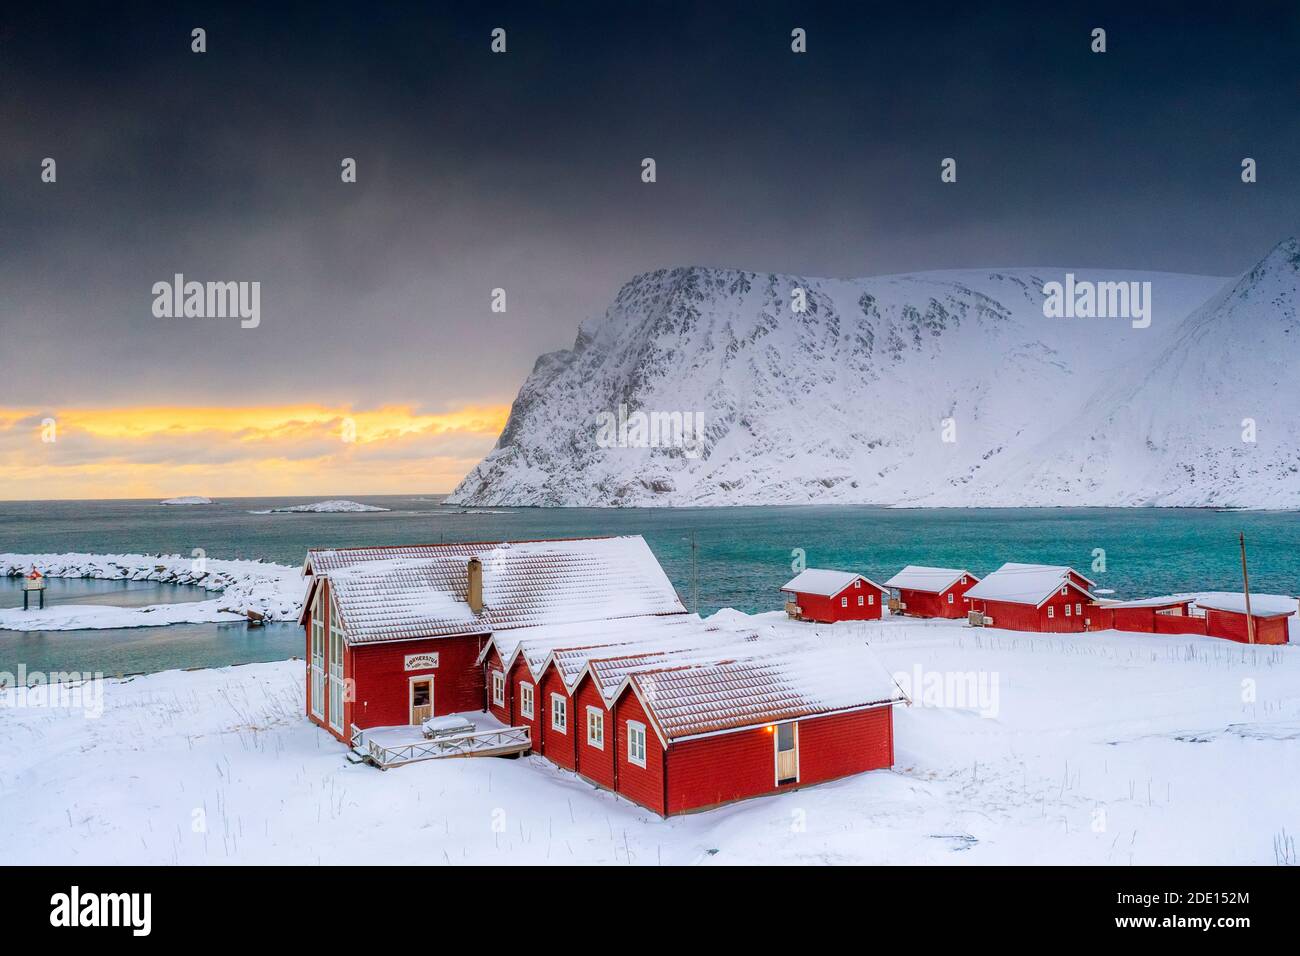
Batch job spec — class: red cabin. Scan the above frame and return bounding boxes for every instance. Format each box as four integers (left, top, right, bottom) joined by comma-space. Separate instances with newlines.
1197, 595, 1294, 645
781, 569, 888, 623
1090, 597, 1201, 634
300, 535, 908, 816
299, 536, 687, 743
572, 643, 906, 815
965, 563, 1096, 632
884, 565, 980, 618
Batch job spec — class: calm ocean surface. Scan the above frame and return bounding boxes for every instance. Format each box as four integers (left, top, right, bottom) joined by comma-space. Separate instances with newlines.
1, 495, 1297, 675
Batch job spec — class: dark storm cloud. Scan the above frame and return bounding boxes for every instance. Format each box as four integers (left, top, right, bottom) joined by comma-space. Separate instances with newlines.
2, 1, 1298, 406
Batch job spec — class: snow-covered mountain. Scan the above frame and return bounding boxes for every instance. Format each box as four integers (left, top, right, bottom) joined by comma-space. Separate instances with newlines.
448, 239, 1299, 508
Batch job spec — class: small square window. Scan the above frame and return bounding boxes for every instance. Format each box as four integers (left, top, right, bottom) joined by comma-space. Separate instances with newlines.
854, 580, 861, 589
586, 707, 604, 750
491, 670, 505, 707
627, 721, 647, 768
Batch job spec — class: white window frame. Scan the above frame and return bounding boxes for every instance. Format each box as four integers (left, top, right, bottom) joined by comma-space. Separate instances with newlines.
947, 592, 955, 604
868, 593, 874, 605
1075, 603, 1082, 616
857, 595, 864, 606
519, 682, 534, 720
586, 706, 604, 750
1047, 605, 1055, 619
550, 693, 567, 734
327, 601, 345, 733
627, 720, 647, 768
491, 670, 505, 707
854, 579, 861, 589
309, 591, 325, 720
960, 575, 967, 585
1065, 603, 1072, 617
841, 596, 848, 608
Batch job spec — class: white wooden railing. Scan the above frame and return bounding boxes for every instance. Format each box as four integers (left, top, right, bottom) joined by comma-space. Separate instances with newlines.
361, 725, 531, 768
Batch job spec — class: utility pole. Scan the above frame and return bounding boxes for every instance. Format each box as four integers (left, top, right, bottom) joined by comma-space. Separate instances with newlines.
691, 530, 702, 613
1239, 531, 1256, 645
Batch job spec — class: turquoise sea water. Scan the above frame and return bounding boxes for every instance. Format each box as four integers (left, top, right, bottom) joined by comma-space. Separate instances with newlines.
1, 495, 1297, 674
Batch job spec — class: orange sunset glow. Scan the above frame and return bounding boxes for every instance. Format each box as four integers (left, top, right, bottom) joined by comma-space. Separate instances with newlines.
0, 403, 510, 501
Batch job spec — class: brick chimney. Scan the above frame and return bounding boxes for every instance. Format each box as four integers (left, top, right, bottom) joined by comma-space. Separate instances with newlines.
467, 557, 483, 613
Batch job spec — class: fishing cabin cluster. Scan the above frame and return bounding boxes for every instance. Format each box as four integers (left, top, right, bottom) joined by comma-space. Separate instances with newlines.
787, 562, 1294, 644
300, 536, 906, 815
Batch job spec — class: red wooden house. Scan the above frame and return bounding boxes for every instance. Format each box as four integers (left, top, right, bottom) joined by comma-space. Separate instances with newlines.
781, 569, 888, 623
1197, 594, 1294, 645
302, 535, 908, 815
964, 563, 1096, 632
1088, 597, 1202, 634
565, 642, 905, 815
299, 536, 687, 742
883, 565, 980, 618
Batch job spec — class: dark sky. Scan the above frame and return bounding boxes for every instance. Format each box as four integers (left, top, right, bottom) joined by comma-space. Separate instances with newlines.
3, 1, 1298, 409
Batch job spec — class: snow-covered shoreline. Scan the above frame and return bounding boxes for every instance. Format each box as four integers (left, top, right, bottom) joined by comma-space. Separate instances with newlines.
0, 552, 303, 631
2, 613, 1296, 865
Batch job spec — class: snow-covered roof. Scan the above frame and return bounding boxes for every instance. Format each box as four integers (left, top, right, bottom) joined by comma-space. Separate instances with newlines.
1100, 595, 1194, 609
781, 568, 886, 597
883, 565, 975, 593
965, 564, 1094, 607
626, 643, 907, 742
307, 536, 687, 645
1000, 562, 1096, 587
482, 613, 709, 678
1194, 592, 1297, 618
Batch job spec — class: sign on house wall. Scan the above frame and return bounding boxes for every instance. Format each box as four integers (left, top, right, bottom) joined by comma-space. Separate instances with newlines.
404, 653, 439, 671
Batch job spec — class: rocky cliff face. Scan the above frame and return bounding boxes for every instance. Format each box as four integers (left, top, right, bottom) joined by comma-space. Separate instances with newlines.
449, 240, 1298, 508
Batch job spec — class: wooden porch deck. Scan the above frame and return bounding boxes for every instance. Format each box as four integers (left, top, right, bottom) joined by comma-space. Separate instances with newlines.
350, 715, 531, 769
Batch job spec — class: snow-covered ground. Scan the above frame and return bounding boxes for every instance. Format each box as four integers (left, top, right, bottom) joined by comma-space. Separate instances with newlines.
3, 611, 1295, 865
0, 553, 302, 630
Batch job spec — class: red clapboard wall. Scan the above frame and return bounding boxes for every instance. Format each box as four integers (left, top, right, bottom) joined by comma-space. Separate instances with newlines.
348, 633, 487, 731
613, 690, 666, 815
788, 581, 882, 623
484, 646, 512, 726
573, 675, 616, 788
539, 664, 577, 769
898, 576, 978, 619
1205, 609, 1290, 645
